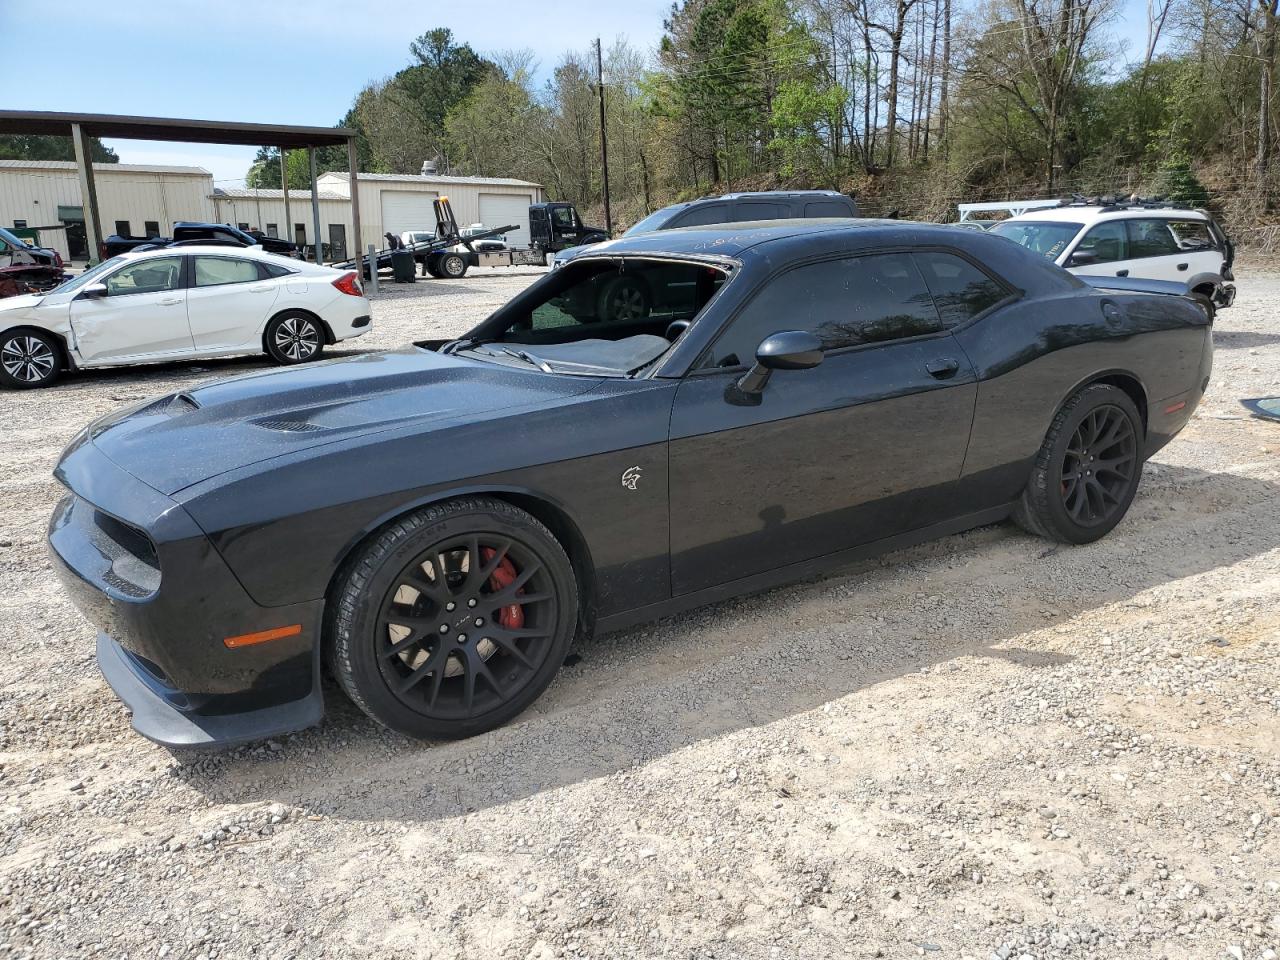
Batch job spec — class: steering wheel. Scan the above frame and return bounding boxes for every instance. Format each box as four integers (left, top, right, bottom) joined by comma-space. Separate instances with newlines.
665, 319, 690, 342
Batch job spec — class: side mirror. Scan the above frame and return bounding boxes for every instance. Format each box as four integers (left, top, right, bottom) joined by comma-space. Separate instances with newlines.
1068, 249, 1099, 266
728, 330, 824, 405
79, 283, 108, 300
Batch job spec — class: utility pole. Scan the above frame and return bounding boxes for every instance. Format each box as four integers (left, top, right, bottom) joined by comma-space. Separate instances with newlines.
596, 37, 613, 235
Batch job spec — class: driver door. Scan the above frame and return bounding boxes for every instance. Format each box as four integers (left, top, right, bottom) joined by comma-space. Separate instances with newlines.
667, 252, 983, 596
69, 256, 194, 364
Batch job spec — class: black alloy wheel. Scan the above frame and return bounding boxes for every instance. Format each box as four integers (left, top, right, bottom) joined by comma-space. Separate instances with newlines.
264, 312, 324, 365
1058, 404, 1138, 528
1013, 383, 1144, 544
329, 498, 577, 739
0, 330, 61, 389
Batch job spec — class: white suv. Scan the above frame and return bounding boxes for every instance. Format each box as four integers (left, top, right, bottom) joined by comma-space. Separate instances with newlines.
990, 201, 1235, 316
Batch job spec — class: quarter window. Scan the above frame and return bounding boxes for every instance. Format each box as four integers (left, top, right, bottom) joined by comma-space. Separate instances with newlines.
913, 251, 1008, 326
804, 200, 849, 218
104, 257, 182, 296
1125, 219, 1181, 258
194, 256, 259, 286
704, 253, 941, 368
1071, 221, 1128, 264
1166, 219, 1217, 250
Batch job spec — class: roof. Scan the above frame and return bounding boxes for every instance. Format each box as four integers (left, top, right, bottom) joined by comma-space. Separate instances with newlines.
576, 218, 933, 260
320, 171, 542, 189
0, 159, 211, 176
0, 110, 352, 149
212, 187, 347, 201
1005, 205, 1212, 223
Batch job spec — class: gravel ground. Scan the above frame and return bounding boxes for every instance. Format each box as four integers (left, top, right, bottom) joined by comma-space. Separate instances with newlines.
0, 264, 1277, 960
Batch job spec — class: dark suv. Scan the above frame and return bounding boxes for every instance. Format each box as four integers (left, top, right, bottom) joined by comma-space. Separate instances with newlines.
627, 190, 857, 232
553, 190, 858, 268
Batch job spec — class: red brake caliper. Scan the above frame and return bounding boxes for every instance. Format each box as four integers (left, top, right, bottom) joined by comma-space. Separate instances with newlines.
480, 547, 524, 629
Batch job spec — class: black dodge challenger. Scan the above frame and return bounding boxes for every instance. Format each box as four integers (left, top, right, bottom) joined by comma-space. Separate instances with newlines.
48, 220, 1213, 747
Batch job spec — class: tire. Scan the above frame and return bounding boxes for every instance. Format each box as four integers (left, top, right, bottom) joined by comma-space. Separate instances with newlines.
0, 328, 62, 389
329, 497, 579, 740
1191, 291, 1216, 322
596, 275, 651, 322
1013, 383, 1144, 544
264, 311, 325, 365
439, 253, 468, 279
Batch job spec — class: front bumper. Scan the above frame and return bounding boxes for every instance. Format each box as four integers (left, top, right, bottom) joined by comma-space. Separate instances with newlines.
48, 437, 325, 748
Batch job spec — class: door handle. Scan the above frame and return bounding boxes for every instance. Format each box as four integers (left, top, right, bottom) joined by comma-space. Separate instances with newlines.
159, 297, 183, 306
1115, 269, 1129, 277
249, 284, 273, 292
925, 358, 960, 380
1177, 262, 1189, 271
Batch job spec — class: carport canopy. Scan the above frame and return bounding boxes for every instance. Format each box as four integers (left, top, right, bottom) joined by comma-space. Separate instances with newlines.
0, 110, 362, 272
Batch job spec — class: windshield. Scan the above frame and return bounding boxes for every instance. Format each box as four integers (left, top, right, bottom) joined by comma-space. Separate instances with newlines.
450, 256, 728, 376
51, 257, 125, 294
989, 220, 1082, 260
0, 227, 31, 249
623, 206, 681, 236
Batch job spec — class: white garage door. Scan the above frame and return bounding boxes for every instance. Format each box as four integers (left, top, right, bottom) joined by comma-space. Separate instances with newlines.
479, 194, 532, 245
380, 190, 439, 237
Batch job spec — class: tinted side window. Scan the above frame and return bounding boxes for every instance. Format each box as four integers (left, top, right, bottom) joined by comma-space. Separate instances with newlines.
1126, 219, 1180, 257
734, 201, 787, 222
914, 251, 1008, 327
804, 200, 851, 217
1072, 221, 1128, 264
672, 204, 730, 228
259, 262, 294, 279
704, 253, 941, 368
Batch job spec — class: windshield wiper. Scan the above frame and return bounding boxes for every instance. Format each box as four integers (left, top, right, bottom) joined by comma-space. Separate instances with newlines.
498, 347, 554, 373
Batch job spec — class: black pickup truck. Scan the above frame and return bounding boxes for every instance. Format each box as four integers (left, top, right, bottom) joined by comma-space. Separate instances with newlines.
100, 222, 302, 260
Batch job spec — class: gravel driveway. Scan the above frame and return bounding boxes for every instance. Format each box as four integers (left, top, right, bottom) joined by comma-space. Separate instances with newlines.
1, 265, 1276, 960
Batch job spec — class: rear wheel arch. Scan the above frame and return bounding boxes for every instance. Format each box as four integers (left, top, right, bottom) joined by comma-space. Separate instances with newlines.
264, 306, 335, 347
1073, 371, 1148, 436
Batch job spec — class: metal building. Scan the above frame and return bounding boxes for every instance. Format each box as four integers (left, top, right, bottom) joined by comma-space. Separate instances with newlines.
210, 187, 351, 259
0, 160, 215, 261
317, 172, 544, 251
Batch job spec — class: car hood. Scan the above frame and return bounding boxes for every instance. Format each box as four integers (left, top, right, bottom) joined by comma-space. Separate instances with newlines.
0, 293, 42, 313
86, 347, 604, 495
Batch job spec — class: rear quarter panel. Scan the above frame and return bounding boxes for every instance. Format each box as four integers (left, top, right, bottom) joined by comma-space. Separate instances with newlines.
953, 289, 1209, 511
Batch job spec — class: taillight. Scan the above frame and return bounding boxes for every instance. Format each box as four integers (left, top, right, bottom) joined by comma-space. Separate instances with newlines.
332, 271, 363, 297
54, 252, 64, 268
98, 243, 108, 259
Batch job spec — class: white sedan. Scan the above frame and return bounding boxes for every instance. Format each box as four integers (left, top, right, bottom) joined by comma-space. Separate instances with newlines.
0, 245, 371, 389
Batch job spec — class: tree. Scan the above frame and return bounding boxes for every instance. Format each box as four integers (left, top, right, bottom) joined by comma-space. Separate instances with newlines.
0, 135, 118, 163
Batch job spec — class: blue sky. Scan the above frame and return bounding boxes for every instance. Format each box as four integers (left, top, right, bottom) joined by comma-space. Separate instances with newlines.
2, 0, 1153, 187
0, 0, 673, 185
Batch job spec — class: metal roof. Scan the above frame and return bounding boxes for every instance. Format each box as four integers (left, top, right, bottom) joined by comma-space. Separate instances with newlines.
212, 187, 347, 201
0, 159, 211, 176
0, 110, 352, 148
320, 171, 542, 189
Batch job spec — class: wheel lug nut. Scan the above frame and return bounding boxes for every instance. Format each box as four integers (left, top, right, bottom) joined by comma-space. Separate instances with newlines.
457, 633, 468, 643
467, 598, 477, 608
445, 602, 456, 611
474, 618, 484, 627
439, 624, 449, 633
